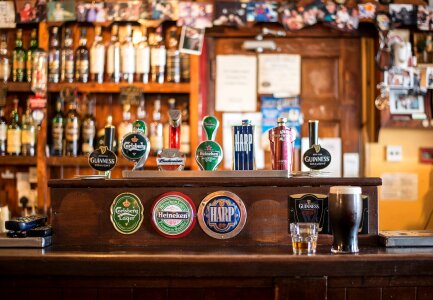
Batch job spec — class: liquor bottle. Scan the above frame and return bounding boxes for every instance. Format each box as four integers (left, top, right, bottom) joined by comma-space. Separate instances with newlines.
65, 93, 80, 156
48, 26, 60, 83
150, 98, 163, 154
0, 105, 6, 155
90, 26, 105, 83
51, 97, 64, 156
137, 97, 147, 136
7, 98, 21, 156
163, 98, 175, 149
81, 97, 96, 155
135, 27, 150, 83
61, 27, 74, 83
26, 29, 38, 83
166, 26, 180, 83
180, 102, 190, 154
180, 53, 190, 82
106, 24, 121, 83
150, 27, 166, 84
75, 28, 89, 83
118, 103, 133, 141
21, 100, 36, 156
121, 24, 135, 83
0, 32, 10, 83
13, 29, 26, 82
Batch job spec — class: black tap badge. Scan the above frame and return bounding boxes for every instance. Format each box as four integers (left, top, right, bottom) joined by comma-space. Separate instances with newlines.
289, 193, 329, 233
88, 146, 117, 172
303, 144, 331, 170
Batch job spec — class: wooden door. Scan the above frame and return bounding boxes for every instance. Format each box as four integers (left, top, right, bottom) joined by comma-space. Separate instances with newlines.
211, 33, 362, 173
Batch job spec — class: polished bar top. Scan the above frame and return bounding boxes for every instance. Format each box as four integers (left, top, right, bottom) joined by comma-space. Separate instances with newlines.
0, 245, 431, 277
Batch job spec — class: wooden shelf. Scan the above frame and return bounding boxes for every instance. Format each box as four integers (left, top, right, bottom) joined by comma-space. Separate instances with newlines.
3, 82, 32, 92
47, 82, 191, 94
0, 156, 36, 166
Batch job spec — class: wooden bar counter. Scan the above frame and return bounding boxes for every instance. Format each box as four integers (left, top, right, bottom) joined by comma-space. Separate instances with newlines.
1, 175, 432, 300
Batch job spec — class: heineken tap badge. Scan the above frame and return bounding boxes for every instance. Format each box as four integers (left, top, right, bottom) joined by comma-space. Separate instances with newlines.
195, 116, 223, 171
121, 120, 150, 170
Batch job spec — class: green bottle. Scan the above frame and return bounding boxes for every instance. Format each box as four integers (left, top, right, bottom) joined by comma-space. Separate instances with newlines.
26, 29, 38, 83
51, 97, 64, 156
13, 29, 26, 82
21, 99, 36, 156
65, 93, 80, 157
7, 98, 21, 155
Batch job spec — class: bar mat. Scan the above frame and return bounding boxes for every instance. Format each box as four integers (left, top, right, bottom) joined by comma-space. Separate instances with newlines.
0, 233, 52, 248
379, 230, 433, 247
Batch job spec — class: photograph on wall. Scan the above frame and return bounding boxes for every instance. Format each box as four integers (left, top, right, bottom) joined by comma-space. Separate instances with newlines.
76, 2, 106, 22
0, 1, 15, 27
105, 1, 141, 21
426, 67, 433, 89
279, 3, 306, 30
417, 6, 433, 31
213, 1, 247, 27
376, 12, 392, 31
324, 5, 359, 31
179, 25, 205, 55
390, 4, 417, 26
177, 1, 213, 28
151, 0, 178, 21
15, 0, 47, 23
389, 89, 425, 115
246, 2, 278, 22
384, 67, 413, 88
47, 0, 76, 22
358, 3, 375, 20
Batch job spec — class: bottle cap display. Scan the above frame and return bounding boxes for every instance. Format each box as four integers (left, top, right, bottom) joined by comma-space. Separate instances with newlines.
151, 192, 196, 238
110, 193, 144, 235
197, 191, 247, 239
195, 116, 223, 171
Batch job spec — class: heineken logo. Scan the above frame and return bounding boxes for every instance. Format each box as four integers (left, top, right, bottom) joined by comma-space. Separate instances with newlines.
88, 146, 117, 172
110, 193, 144, 234
303, 145, 331, 170
151, 192, 196, 238
195, 141, 223, 171
121, 132, 149, 161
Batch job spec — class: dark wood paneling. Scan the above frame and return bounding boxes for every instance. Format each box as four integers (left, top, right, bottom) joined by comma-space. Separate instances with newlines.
347, 288, 381, 300
64, 288, 98, 300
98, 288, 133, 300
328, 288, 346, 300
417, 287, 433, 300
382, 287, 416, 300
133, 289, 167, 300
21, 288, 63, 300
275, 277, 327, 300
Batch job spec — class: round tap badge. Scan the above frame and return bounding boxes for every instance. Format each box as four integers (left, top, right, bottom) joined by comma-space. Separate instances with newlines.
110, 193, 144, 235
151, 192, 196, 238
198, 191, 247, 239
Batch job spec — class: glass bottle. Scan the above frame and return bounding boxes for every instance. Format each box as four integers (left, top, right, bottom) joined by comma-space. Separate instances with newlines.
180, 102, 190, 154
163, 98, 175, 149
65, 93, 80, 156
150, 27, 166, 84
180, 53, 190, 82
0, 32, 10, 83
121, 24, 135, 83
81, 97, 96, 155
137, 97, 147, 136
118, 103, 133, 142
166, 26, 180, 83
135, 27, 150, 83
0, 105, 6, 155
150, 98, 163, 154
106, 24, 121, 83
21, 99, 36, 156
51, 96, 64, 156
7, 98, 21, 156
75, 28, 89, 83
61, 27, 74, 83
13, 29, 26, 82
48, 26, 60, 83
90, 26, 105, 83
26, 29, 38, 83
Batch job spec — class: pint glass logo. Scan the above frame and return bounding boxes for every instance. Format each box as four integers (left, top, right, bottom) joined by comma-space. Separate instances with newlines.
110, 193, 144, 234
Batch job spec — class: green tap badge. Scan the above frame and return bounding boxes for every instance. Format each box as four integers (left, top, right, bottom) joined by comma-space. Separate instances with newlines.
121, 120, 150, 170
195, 116, 223, 171
110, 192, 144, 234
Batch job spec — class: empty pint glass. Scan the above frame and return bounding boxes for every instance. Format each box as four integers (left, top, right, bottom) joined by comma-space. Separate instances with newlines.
329, 186, 362, 253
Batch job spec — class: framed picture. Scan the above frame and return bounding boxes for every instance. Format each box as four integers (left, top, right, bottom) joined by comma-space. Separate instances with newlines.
384, 67, 413, 88
417, 6, 433, 31
105, 0, 141, 21
177, 1, 213, 28
426, 67, 433, 88
358, 3, 375, 20
390, 4, 417, 26
326, 5, 359, 31
76, 2, 106, 22
179, 25, 205, 55
0, 1, 15, 27
152, 0, 178, 21
47, 0, 76, 22
246, 2, 278, 22
279, 3, 306, 31
213, 1, 247, 27
389, 89, 425, 114
16, 0, 47, 23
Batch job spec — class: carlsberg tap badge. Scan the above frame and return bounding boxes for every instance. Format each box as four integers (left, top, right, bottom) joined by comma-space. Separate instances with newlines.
110, 193, 144, 234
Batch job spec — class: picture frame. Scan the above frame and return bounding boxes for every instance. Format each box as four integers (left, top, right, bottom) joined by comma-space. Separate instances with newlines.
177, 1, 213, 28
246, 2, 278, 23
179, 25, 205, 55
389, 4, 417, 26
152, 0, 178, 21
389, 89, 425, 115
384, 67, 413, 88
15, 0, 47, 23
76, 2, 106, 22
213, 1, 247, 27
47, 0, 76, 22
0, 1, 16, 27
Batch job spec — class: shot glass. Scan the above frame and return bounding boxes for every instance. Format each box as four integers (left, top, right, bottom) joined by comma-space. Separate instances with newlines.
290, 223, 319, 255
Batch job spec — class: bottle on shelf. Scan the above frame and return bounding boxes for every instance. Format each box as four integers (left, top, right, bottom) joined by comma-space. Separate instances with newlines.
26, 29, 38, 83
121, 24, 136, 83
51, 96, 64, 156
81, 96, 96, 155
12, 29, 26, 82
137, 96, 147, 136
0, 105, 6, 155
150, 98, 163, 155
61, 27, 75, 83
135, 27, 150, 83
75, 28, 89, 83
90, 26, 105, 84
180, 102, 190, 154
118, 102, 133, 142
65, 91, 80, 156
106, 24, 121, 83
163, 98, 176, 149
7, 98, 21, 156
166, 26, 180, 83
180, 53, 190, 82
21, 99, 36, 156
0, 32, 10, 83
48, 26, 61, 83
150, 26, 166, 84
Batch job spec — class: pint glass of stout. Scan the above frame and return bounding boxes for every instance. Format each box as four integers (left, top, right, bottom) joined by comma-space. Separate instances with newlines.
329, 186, 362, 253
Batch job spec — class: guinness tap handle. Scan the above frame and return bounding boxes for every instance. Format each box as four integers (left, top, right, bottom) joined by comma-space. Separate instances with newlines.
104, 125, 115, 151
308, 120, 319, 148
